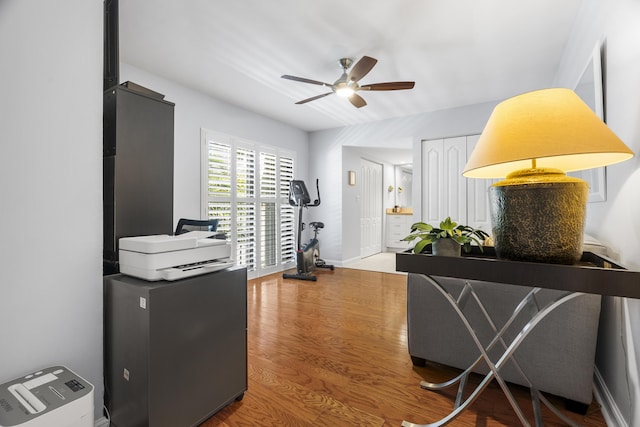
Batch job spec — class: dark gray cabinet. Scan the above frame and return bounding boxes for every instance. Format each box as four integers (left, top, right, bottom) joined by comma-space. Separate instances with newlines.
103, 82, 175, 274
104, 267, 248, 427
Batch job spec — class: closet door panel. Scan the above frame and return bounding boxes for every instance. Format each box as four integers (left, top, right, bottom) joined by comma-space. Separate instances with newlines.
443, 137, 467, 224
466, 135, 495, 234
422, 135, 493, 237
421, 139, 444, 224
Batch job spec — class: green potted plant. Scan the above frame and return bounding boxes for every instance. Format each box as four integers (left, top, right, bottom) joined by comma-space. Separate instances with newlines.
402, 217, 490, 256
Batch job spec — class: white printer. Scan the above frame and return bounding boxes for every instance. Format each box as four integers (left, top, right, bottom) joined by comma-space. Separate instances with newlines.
0, 366, 94, 427
119, 231, 234, 281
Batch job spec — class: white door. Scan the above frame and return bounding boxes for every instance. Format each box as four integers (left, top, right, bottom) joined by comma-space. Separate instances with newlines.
466, 134, 495, 233
422, 135, 494, 234
443, 137, 468, 223
422, 140, 443, 225
421, 137, 467, 224
360, 159, 383, 258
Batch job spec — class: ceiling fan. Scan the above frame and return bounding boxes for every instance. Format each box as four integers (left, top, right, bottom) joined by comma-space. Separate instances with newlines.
281, 56, 415, 108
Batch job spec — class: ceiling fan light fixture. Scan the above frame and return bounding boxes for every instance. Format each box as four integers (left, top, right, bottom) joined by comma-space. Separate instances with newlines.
335, 85, 355, 98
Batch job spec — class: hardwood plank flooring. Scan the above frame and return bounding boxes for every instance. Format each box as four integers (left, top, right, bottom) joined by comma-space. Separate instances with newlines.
201, 267, 607, 427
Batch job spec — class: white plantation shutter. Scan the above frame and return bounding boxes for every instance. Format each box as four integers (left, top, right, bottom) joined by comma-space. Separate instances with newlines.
279, 156, 294, 199
206, 141, 231, 198
202, 130, 295, 278
260, 202, 276, 268
235, 146, 257, 271
279, 156, 296, 264
205, 140, 233, 243
236, 147, 255, 198
260, 152, 277, 198
206, 201, 232, 236
260, 153, 277, 269
236, 201, 256, 271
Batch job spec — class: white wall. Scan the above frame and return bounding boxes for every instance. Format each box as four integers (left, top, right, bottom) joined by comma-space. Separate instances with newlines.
555, 0, 640, 425
0, 0, 104, 418
554, 0, 640, 425
309, 102, 496, 263
120, 63, 310, 226
544, 0, 640, 426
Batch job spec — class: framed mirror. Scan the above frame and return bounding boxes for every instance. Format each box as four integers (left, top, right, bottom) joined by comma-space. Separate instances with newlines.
394, 163, 413, 207
570, 42, 606, 202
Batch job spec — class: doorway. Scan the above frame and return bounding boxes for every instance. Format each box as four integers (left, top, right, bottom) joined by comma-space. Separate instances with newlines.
360, 158, 383, 258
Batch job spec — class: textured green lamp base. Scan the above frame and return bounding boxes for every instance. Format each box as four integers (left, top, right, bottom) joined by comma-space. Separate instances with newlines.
489, 169, 589, 265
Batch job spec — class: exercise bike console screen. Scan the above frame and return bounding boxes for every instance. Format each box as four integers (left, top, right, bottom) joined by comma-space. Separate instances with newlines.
289, 180, 312, 205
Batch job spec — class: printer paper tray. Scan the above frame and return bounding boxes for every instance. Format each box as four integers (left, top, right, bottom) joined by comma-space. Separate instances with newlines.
120, 259, 235, 281
161, 259, 235, 281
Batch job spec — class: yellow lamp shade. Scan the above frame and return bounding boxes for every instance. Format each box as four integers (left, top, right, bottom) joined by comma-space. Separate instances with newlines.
463, 88, 634, 178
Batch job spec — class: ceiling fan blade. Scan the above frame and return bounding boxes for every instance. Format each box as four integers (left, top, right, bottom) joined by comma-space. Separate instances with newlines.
348, 56, 377, 82
360, 81, 415, 91
282, 75, 332, 87
349, 93, 367, 108
295, 92, 333, 104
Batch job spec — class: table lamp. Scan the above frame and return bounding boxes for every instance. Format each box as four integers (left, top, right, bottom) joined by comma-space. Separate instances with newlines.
463, 88, 634, 264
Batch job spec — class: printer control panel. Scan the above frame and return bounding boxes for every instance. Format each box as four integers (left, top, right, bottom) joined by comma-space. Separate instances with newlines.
65, 379, 86, 393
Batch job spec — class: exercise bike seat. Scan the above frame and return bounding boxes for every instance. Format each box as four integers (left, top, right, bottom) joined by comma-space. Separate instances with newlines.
309, 222, 324, 229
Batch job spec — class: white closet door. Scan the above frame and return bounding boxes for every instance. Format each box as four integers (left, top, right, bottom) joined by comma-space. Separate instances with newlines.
422, 139, 444, 224
421, 137, 467, 225
442, 137, 467, 224
466, 135, 495, 234
422, 135, 494, 235
360, 159, 383, 258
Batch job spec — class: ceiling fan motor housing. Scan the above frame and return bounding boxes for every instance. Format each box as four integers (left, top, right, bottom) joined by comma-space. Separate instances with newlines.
339, 58, 353, 70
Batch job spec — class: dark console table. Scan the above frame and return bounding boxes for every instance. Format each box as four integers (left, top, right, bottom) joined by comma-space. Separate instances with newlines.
396, 250, 640, 427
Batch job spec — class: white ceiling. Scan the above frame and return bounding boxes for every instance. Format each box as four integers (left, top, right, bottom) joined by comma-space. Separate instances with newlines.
119, 0, 583, 133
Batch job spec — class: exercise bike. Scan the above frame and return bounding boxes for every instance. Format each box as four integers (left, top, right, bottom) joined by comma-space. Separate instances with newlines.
282, 179, 334, 281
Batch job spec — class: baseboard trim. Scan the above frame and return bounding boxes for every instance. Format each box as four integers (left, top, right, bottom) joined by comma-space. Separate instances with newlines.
337, 256, 360, 267
594, 367, 627, 427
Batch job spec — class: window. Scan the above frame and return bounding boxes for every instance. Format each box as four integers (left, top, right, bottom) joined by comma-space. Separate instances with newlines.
202, 130, 296, 278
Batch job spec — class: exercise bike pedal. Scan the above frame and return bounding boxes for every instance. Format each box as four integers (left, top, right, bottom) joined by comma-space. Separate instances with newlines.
315, 259, 335, 270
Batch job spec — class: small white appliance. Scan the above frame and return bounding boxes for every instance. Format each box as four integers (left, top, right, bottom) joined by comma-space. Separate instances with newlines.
0, 366, 94, 427
119, 231, 233, 281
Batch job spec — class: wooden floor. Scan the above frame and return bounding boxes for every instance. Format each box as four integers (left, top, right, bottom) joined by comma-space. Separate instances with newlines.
202, 267, 607, 427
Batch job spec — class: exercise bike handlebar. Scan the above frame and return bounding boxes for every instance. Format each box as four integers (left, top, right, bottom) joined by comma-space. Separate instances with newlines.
312, 179, 320, 206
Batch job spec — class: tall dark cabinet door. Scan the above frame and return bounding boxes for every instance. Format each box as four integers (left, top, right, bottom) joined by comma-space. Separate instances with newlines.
104, 83, 175, 274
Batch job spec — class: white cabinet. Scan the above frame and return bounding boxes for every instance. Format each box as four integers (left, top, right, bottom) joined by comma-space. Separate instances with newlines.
386, 214, 414, 251
421, 135, 495, 234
